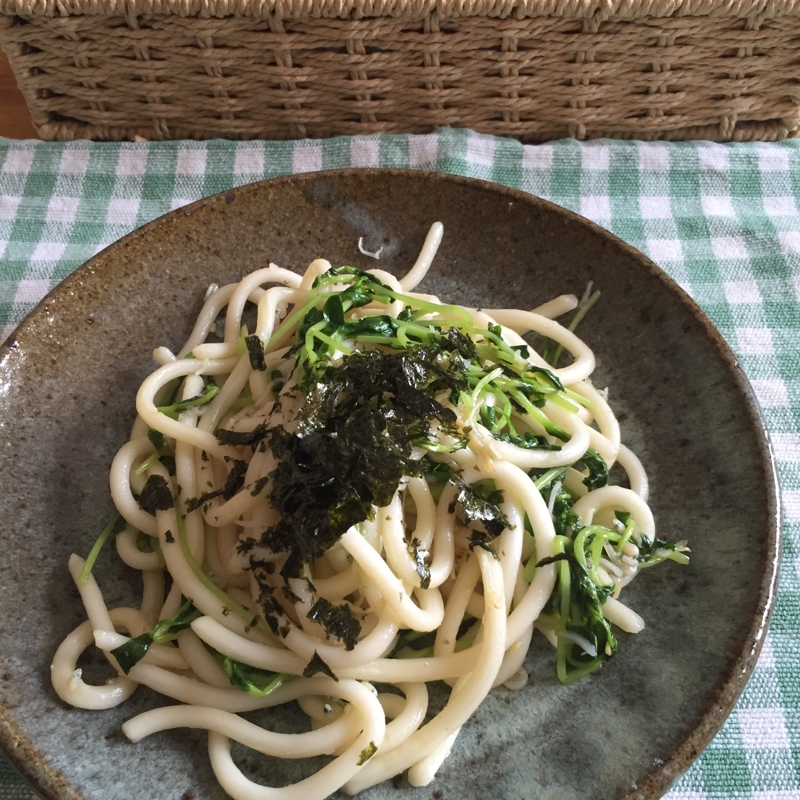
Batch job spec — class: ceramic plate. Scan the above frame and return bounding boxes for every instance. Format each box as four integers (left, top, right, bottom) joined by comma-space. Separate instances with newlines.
0, 170, 781, 800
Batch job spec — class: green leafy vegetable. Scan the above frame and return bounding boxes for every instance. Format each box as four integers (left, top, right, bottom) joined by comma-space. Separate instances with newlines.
480, 406, 560, 451
543, 289, 601, 367
220, 657, 285, 697
532, 531, 617, 684
111, 597, 201, 673
157, 381, 220, 420
557, 551, 617, 684
579, 449, 609, 490
637, 534, 691, 568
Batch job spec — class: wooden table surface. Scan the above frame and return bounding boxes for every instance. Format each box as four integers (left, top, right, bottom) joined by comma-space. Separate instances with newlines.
0, 48, 39, 139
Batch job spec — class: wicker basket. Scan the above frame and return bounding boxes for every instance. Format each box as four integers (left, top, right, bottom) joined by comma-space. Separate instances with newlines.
1, 0, 800, 142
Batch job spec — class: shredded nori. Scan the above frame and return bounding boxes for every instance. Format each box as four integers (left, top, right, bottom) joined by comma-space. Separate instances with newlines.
159, 455, 177, 475
214, 423, 269, 447
245, 335, 267, 371
258, 593, 286, 636
257, 346, 468, 577
408, 537, 431, 590
468, 529, 500, 558
449, 476, 510, 537
250, 475, 270, 497
303, 651, 339, 681
185, 460, 248, 511
535, 552, 570, 568
442, 325, 478, 360
137, 475, 174, 515
237, 537, 258, 554
249, 557, 276, 574
307, 598, 361, 651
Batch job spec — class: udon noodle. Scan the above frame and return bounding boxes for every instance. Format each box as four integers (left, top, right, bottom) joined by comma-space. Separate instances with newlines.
51, 223, 688, 800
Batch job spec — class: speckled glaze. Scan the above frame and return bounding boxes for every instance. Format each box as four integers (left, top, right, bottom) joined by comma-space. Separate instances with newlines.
0, 171, 780, 800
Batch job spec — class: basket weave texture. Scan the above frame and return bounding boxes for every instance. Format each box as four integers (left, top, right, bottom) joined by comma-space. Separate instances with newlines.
2, 0, 800, 142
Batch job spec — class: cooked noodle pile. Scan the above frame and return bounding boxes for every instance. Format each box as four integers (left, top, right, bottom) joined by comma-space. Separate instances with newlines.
51, 223, 687, 800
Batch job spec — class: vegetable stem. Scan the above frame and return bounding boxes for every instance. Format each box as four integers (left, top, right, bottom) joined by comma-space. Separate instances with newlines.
78, 515, 124, 586
175, 506, 272, 637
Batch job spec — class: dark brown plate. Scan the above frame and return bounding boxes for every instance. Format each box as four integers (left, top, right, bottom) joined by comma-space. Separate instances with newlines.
0, 170, 781, 800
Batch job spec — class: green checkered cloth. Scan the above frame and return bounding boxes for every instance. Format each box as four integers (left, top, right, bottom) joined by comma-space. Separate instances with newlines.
1, 129, 798, 800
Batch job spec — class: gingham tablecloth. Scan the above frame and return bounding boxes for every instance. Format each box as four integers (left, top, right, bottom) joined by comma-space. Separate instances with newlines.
1, 129, 799, 800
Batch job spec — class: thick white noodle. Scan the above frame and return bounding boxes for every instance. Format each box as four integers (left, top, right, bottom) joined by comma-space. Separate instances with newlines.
398, 222, 443, 291
603, 596, 645, 633
224, 266, 303, 343
282, 613, 400, 669
379, 683, 428, 751
54, 223, 663, 800
94, 630, 189, 670
572, 485, 655, 539
110, 438, 159, 535
482, 308, 596, 385
341, 529, 445, 632
408, 730, 458, 787
615, 443, 650, 501
136, 358, 242, 459
116, 527, 161, 570
123, 701, 356, 757
140, 569, 165, 625
178, 629, 236, 688
206, 678, 386, 800
179, 283, 238, 358
51, 614, 138, 710
343, 548, 506, 793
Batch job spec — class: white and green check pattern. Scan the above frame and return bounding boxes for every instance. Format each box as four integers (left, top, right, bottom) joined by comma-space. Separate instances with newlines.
1, 129, 799, 800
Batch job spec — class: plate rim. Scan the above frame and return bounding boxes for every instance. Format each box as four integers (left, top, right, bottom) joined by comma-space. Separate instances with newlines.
0, 167, 783, 800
